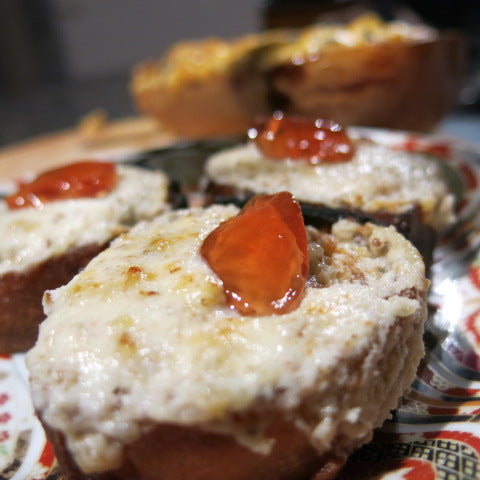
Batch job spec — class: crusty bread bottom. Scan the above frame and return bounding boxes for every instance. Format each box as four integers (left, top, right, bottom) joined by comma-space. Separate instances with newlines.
0, 243, 106, 353
44, 418, 344, 480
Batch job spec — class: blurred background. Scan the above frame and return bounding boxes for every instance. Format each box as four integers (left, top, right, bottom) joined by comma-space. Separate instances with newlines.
0, 0, 479, 148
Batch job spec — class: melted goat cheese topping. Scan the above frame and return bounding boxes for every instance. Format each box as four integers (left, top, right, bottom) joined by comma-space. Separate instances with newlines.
0, 165, 169, 275
206, 142, 456, 231
27, 205, 426, 473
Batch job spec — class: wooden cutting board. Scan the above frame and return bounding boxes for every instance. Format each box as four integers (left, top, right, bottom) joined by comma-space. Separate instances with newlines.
0, 116, 175, 183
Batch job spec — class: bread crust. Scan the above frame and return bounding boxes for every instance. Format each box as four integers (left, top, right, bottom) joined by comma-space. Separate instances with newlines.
0, 243, 106, 353
43, 417, 344, 480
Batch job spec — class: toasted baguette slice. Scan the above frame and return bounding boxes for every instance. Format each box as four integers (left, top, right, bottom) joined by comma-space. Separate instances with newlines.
0, 165, 173, 353
131, 14, 463, 137
27, 205, 428, 479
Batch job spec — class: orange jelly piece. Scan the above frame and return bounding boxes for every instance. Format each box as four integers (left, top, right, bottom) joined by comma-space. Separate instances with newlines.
201, 192, 308, 316
6, 161, 117, 210
251, 113, 355, 164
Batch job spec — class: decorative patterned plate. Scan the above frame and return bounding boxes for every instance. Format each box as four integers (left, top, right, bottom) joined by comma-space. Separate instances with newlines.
1, 128, 479, 479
